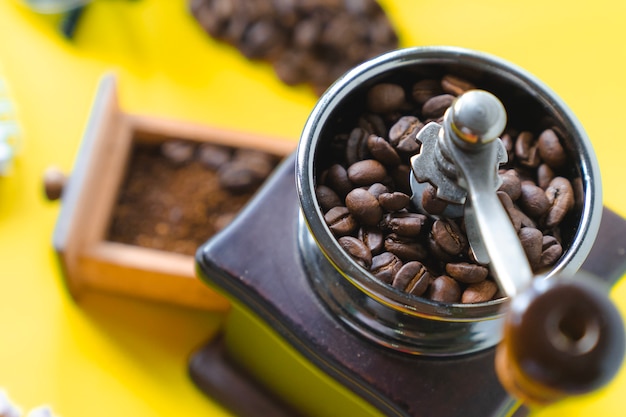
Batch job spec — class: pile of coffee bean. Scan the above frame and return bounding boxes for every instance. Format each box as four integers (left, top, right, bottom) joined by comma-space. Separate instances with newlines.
189, 0, 399, 95
316, 75, 580, 304
107, 139, 280, 256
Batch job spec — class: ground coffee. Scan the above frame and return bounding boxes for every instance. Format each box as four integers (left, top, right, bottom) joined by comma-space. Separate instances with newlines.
107, 139, 280, 256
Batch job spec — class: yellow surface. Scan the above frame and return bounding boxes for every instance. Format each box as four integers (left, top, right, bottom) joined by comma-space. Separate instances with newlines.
0, 0, 625, 416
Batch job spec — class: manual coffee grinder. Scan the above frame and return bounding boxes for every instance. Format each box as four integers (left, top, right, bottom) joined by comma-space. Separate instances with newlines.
189, 46, 626, 417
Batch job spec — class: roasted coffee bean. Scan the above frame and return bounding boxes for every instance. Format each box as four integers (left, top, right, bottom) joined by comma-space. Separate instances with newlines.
538, 128, 567, 169
539, 235, 563, 269
431, 219, 467, 256
366, 83, 406, 114
498, 169, 522, 201
498, 191, 522, 231
43, 166, 67, 201
219, 157, 271, 193
518, 181, 551, 218
345, 188, 383, 226
518, 227, 543, 269
411, 79, 443, 105
441, 74, 475, 96
445, 262, 488, 284
421, 183, 448, 215
325, 164, 353, 199
461, 280, 498, 303
161, 140, 196, 165
545, 176, 574, 227
324, 206, 357, 236
384, 233, 428, 262
390, 164, 412, 195
358, 113, 387, 137
197, 143, 232, 169
383, 212, 426, 237
347, 159, 387, 186
368, 182, 389, 199
367, 134, 402, 166
396, 133, 421, 155
515, 131, 541, 168
427, 275, 461, 303
358, 226, 384, 255
315, 185, 342, 212
422, 94, 455, 120
346, 127, 371, 166
537, 163, 555, 190
392, 261, 431, 296
501, 131, 515, 163
388, 116, 423, 147
339, 236, 372, 268
370, 252, 403, 284
378, 191, 410, 212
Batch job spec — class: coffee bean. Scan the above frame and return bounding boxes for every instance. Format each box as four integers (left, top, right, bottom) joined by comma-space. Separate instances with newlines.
367, 134, 402, 166
431, 219, 467, 256
501, 131, 515, 163
346, 127, 371, 166
315, 185, 342, 212
339, 236, 372, 268
347, 159, 387, 186
367, 182, 389, 199
197, 143, 232, 169
538, 128, 567, 169
370, 252, 403, 284
324, 206, 357, 236
325, 164, 353, 199
518, 181, 551, 218
411, 79, 443, 105
537, 163, 555, 190
421, 183, 448, 215
515, 131, 541, 168
545, 176, 575, 227
518, 227, 543, 269
358, 226, 384, 255
390, 164, 412, 195
161, 140, 196, 165
43, 166, 67, 201
384, 233, 427, 262
445, 262, 488, 284
218, 159, 268, 193
441, 74, 475, 96
498, 169, 522, 201
378, 192, 410, 212
461, 280, 498, 303
392, 261, 431, 296
388, 116, 423, 147
358, 113, 387, 137
427, 275, 461, 303
383, 212, 426, 237
498, 191, 522, 231
539, 235, 563, 269
366, 83, 406, 114
345, 188, 383, 226
422, 94, 455, 120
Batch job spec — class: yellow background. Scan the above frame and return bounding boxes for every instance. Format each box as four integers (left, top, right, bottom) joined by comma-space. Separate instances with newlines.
1, 0, 625, 416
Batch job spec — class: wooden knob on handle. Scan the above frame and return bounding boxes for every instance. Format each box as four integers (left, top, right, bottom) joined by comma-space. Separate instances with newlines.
496, 276, 625, 406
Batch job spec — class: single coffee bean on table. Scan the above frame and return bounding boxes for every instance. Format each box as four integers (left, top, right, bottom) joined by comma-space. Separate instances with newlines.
314, 73, 581, 304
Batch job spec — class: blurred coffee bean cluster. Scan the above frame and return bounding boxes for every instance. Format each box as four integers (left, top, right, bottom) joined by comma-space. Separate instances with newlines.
189, 0, 399, 95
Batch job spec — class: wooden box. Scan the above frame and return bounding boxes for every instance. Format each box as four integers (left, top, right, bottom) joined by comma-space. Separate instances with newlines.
52, 75, 295, 310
